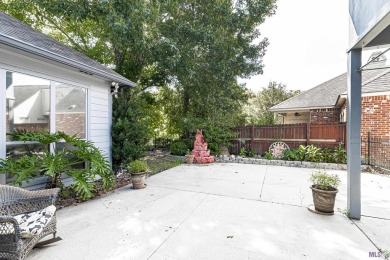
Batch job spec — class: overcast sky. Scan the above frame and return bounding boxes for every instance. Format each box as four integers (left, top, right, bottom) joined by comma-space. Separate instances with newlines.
241, 0, 350, 92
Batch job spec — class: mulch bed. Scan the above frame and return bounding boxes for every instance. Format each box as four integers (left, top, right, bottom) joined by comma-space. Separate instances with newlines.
56, 171, 133, 209
56, 149, 182, 209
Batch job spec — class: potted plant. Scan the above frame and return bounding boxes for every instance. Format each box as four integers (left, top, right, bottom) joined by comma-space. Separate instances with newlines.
309, 170, 341, 214
128, 160, 148, 189
185, 149, 195, 164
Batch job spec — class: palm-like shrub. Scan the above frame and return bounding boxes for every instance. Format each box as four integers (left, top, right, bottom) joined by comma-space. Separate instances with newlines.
0, 130, 115, 199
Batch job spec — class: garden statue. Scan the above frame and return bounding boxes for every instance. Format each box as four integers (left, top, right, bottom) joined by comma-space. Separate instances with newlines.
192, 129, 215, 163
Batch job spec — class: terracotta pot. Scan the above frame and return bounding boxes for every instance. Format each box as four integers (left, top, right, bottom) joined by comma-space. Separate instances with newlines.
185, 155, 195, 164
310, 185, 338, 213
131, 172, 146, 189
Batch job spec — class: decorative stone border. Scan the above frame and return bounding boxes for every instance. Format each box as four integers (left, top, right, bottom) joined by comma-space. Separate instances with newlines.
215, 155, 369, 171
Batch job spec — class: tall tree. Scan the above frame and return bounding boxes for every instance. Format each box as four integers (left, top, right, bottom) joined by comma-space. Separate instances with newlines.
1, 0, 277, 154
245, 81, 301, 125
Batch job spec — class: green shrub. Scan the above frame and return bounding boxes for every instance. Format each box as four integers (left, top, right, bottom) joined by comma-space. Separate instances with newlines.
296, 145, 307, 161
333, 145, 347, 163
239, 147, 246, 157
0, 130, 114, 199
246, 149, 255, 157
283, 148, 300, 161
310, 170, 341, 191
169, 140, 190, 156
305, 145, 322, 162
265, 151, 273, 160
155, 137, 173, 149
128, 160, 148, 173
112, 88, 150, 170
321, 148, 335, 163
282, 145, 346, 163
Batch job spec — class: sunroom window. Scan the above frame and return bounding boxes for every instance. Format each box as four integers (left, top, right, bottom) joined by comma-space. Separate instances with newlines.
55, 83, 87, 138
3, 71, 88, 184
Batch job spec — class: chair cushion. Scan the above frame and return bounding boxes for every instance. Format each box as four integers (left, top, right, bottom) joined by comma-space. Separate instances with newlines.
14, 205, 56, 238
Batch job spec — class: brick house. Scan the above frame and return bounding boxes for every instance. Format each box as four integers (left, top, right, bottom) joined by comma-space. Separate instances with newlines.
0, 11, 136, 188
269, 52, 390, 140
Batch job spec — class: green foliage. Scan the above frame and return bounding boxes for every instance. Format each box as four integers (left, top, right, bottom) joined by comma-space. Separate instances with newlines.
265, 151, 273, 160
112, 88, 150, 170
185, 149, 192, 156
179, 123, 237, 155
0, 130, 114, 199
247, 149, 255, 157
240, 148, 255, 157
155, 137, 173, 149
281, 145, 347, 164
127, 160, 148, 173
321, 148, 335, 163
245, 82, 301, 125
1, 1, 279, 158
0, 1, 277, 152
200, 126, 236, 155
333, 145, 347, 163
169, 140, 190, 156
305, 145, 322, 162
310, 170, 341, 191
283, 149, 300, 161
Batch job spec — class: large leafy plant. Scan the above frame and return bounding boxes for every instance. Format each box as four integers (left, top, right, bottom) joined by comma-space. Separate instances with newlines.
0, 130, 115, 199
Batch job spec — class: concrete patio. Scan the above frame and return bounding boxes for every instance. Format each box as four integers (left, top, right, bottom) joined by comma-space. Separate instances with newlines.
28, 163, 390, 260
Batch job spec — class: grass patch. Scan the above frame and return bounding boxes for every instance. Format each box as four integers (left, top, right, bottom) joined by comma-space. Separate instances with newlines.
145, 154, 183, 176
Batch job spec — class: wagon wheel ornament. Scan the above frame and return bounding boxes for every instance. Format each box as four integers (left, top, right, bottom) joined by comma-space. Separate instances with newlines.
269, 142, 290, 158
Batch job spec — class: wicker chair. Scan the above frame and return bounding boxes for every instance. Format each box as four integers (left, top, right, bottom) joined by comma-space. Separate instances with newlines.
0, 185, 60, 260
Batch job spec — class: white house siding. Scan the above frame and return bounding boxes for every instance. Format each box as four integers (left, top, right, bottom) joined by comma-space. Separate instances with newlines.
90, 86, 112, 163
282, 112, 310, 124
0, 45, 112, 188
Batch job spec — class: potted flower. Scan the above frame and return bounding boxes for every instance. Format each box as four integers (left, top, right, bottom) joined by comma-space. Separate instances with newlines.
309, 170, 341, 214
128, 160, 148, 189
185, 149, 195, 164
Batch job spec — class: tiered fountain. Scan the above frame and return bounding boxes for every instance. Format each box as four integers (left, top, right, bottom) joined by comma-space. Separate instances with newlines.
192, 129, 215, 164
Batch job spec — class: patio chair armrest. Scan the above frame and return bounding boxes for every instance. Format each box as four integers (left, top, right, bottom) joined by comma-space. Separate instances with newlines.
0, 216, 21, 252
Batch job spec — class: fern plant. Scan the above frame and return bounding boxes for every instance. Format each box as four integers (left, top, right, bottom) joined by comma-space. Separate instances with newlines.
0, 130, 115, 199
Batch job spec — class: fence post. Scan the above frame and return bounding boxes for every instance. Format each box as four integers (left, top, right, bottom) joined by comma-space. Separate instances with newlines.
251, 125, 255, 151
306, 123, 311, 145
367, 132, 371, 165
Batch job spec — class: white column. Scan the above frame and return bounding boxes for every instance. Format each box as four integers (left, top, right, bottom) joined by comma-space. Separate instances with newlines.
0, 69, 6, 184
347, 48, 362, 219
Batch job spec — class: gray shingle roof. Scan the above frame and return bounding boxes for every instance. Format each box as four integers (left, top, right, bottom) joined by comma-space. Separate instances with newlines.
0, 11, 136, 87
341, 69, 390, 95
270, 68, 390, 111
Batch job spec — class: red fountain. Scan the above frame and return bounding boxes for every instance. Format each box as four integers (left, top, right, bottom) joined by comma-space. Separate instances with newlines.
192, 129, 215, 164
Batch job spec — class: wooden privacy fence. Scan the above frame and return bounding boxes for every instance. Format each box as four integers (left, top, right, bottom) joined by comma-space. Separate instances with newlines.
230, 123, 347, 155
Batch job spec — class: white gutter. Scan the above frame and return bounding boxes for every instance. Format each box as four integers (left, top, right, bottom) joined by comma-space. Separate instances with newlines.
269, 106, 336, 113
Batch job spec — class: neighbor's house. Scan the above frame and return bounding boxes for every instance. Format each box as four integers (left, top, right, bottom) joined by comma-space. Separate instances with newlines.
269, 53, 390, 140
0, 11, 136, 187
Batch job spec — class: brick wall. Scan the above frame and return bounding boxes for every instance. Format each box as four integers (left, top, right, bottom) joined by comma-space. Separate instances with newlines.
310, 108, 340, 124
6, 113, 85, 139
361, 95, 390, 138
56, 113, 86, 138
360, 95, 390, 165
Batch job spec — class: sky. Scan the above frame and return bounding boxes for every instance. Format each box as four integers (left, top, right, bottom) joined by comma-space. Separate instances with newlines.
241, 0, 350, 92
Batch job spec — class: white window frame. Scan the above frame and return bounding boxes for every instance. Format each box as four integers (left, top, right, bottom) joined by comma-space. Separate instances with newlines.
0, 67, 91, 185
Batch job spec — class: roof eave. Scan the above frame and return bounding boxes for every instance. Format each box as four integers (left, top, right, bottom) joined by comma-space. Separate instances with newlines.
269, 106, 337, 113
0, 35, 136, 87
